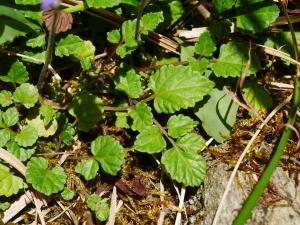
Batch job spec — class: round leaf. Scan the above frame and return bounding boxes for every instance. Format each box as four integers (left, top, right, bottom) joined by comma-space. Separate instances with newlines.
6, 140, 35, 161
176, 133, 206, 153
75, 159, 99, 181
13, 83, 39, 108
167, 114, 199, 138
26, 157, 67, 196
129, 102, 153, 131
0, 129, 11, 147
2, 107, 19, 127
161, 147, 206, 187
115, 69, 142, 99
15, 125, 38, 147
87, 194, 110, 222
0, 90, 13, 107
91, 136, 125, 175
134, 125, 166, 153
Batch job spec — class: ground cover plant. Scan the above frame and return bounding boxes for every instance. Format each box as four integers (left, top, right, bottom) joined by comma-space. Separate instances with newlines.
1, 0, 300, 224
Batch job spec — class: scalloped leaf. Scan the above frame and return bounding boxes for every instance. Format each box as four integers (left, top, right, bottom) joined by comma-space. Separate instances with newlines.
139, 12, 164, 35
85, 0, 121, 8
26, 113, 58, 138
0, 90, 13, 107
2, 107, 19, 127
55, 34, 83, 57
0, 163, 26, 197
60, 122, 75, 145
115, 112, 130, 129
134, 125, 166, 153
236, 0, 280, 33
195, 31, 216, 57
0, 60, 29, 84
195, 88, 238, 143
15, 125, 38, 147
13, 83, 39, 108
6, 140, 35, 161
26, 157, 67, 196
61, 187, 75, 201
128, 102, 153, 131
115, 69, 142, 99
161, 147, 206, 187
0, 129, 11, 147
243, 80, 273, 112
26, 33, 45, 48
87, 194, 110, 222
167, 114, 199, 138
176, 133, 206, 153
149, 65, 214, 113
68, 92, 103, 132
40, 104, 55, 126
91, 136, 125, 175
75, 159, 99, 181
212, 41, 261, 77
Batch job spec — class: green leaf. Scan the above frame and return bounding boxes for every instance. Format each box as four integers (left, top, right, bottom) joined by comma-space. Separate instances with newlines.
189, 58, 210, 74
26, 157, 67, 196
180, 46, 195, 61
26, 114, 58, 138
195, 31, 216, 57
107, 29, 121, 43
176, 133, 205, 154
0, 202, 10, 210
75, 159, 99, 181
60, 123, 75, 145
87, 194, 110, 222
139, 12, 164, 35
91, 136, 125, 175
85, 0, 121, 8
80, 58, 93, 70
161, 148, 206, 187
149, 65, 215, 113
0, 90, 13, 107
2, 107, 19, 127
0, 163, 26, 197
15, 125, 38, 147
115, 69, 142, 98
243, 80, 273, 112
26, 34, 46, 48
40, 104, 55, 126
115, 112, 130, 129
15, 0, 40, 5
13, 83, 39, 108
0, 129, 11, 147
128, 102, 153, 131
0, 60, 29, 84
212, 0, 235, 14
195, 88, 238, 143
209, 19, 232, 40
73, 40, 95, 60
6, 140, 35, 161
0, 3, 40, 44
167, 114, 199, 138
212, 42, 261, 77
236, 0, 280, 33
68, 92, 103, 132
134, 125, 166, 153
21, 51, 45, 64
61, 187, 75, 201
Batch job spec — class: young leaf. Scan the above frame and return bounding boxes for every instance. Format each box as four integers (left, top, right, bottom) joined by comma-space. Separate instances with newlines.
6, 140, 35, 161
91, 136, 125, 175
61, 187, 75, 201
243, 80, 273, 112
149, 64, 215, 113
139, 12, 164, 35
2, 107, 19, 127
0, 60, 29, 84
87, 194, 110, 222
73, 40, 95, 60
212, 41, 260, 77
195, 88, 238, 143
0, 163, 26, 197
115, 69, 142, 99
26, 33, 46, 48
176, 133, 206, 153
26, 157, 67, 196
128, 102, 153, 131
55, 34, 83, 57
107, 29, 121, 43
13, 83, 39, 108
236, 0, 280, 33
0, 90, 13, 107
60, 122, 75, 145
161, 147, 206, 187
26, 114, 58, 138
40, 104, 55, 126
195, 31, 216, 57
134, 125, 166, 153
115, 112, 130, 129
85, 0, 121, 8
167, 114, 199, 138
75, 159, 99, 181
68, 92, 103, 132
15, 125, 38, 147
0, 129, 11, 147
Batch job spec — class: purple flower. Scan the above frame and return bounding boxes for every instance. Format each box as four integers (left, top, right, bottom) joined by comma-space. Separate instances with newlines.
41, 0, 60, 10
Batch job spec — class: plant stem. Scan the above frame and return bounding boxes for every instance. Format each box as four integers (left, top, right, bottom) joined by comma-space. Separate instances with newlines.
153, 118, 177, 147
233, 80, 300, 224
103, 106, 128, 111
37, 9, 58, 92
141, 94, 155, 103
63, 3, 84, 13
